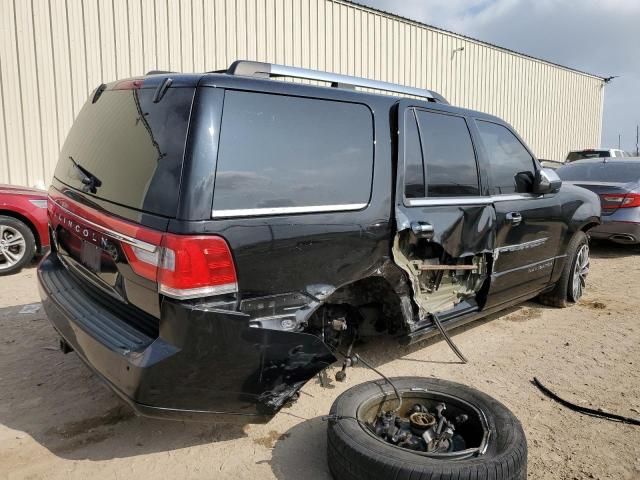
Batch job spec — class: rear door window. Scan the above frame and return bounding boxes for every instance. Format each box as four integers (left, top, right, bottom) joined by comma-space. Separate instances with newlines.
212, 91, 373, 215
476, 120, 536, 194
414, 110, 480, 197
54, 87, 195, 217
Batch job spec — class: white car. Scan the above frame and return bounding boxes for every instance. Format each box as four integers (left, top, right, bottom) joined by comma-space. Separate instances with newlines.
566, 148, 630, 162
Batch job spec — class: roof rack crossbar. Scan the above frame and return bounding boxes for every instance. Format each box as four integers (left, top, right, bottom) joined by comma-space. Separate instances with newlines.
226, 60, 447, 103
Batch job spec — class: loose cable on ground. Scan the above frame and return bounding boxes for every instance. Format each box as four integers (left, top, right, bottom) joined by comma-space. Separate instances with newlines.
532, 377, 640, 426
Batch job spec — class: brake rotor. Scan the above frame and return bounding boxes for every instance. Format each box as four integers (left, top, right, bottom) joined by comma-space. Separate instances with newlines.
409, 411, 436, 431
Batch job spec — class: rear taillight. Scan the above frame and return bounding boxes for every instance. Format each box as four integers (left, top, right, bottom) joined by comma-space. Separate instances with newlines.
599, 193, 640, 209
123, 234, 237, 300
48, 194, 237, 300
158, 234, 237, 299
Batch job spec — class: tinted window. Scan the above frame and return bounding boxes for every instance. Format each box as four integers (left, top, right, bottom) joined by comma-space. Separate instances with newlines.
404, 110, 425, 198
213, 91, 373, 212
415, 110, 479, 197
557, 162, 640, 183
476, 120, 535, 194
55, 87, 194, 217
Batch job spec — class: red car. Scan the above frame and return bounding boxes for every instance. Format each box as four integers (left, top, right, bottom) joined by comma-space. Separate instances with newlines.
0, 184, 50, 275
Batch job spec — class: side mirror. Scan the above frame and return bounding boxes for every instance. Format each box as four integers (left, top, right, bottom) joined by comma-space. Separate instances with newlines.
534, 168, 562, 195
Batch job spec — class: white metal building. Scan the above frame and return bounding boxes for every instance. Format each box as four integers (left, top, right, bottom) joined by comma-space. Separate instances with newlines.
0, 0, 605, 188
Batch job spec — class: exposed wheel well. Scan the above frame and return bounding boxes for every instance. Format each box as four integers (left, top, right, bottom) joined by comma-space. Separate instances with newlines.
0, 210, 41, 252
321, 275, 410, 336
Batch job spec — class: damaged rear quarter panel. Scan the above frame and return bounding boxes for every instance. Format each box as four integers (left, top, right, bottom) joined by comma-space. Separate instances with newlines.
140, 299, 337, 418
153, 94, 396, 416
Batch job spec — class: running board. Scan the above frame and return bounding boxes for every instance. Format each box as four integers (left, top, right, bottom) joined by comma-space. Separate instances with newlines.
399, 300, 479, 346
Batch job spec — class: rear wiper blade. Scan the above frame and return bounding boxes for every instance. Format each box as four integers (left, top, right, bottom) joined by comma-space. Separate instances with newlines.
68, 156, 102, 193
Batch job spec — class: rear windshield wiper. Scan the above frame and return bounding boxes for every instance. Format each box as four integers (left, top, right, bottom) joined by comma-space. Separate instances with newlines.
68, 156, 102, 194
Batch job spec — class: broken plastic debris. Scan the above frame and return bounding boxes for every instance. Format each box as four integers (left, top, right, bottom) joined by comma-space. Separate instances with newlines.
18, 303, 41, 314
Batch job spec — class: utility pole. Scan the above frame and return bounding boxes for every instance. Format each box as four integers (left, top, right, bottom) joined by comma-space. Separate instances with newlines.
636, 125, 639, 156
618, 134, 621, 149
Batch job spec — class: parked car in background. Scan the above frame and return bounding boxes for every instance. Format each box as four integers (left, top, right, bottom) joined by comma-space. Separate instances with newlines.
557, 158, 640, 244
565, 148, 629, 163
0, 184, 50, 275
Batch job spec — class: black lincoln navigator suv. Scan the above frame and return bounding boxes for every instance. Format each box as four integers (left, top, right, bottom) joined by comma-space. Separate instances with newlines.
38, 61, 600, 423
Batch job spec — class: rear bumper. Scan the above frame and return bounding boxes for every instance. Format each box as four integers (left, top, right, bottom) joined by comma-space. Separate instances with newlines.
589, 218, 640, 244
38, 253, 335, 423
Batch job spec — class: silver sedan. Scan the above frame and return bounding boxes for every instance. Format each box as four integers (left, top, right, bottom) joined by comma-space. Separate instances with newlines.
557, 158, 640, 244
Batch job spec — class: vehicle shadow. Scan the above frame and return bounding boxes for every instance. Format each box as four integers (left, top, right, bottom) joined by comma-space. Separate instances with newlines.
344, 301, 543, 366
269, 416, 332, 480
0, 303, 247, 461
589, 240, 640, 258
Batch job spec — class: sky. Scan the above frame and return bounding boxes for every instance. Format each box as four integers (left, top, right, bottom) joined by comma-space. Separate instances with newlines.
357, 0, 640, 153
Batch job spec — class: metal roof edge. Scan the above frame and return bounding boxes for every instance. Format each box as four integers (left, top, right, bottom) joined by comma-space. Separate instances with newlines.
339, 0, 607, 81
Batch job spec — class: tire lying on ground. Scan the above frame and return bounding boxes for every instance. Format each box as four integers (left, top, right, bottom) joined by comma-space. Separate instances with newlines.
327, 377, 527, 480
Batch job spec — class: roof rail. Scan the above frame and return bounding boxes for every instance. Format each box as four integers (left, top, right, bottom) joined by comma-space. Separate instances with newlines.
226, 60, 448, 104
145, 70, 175, 75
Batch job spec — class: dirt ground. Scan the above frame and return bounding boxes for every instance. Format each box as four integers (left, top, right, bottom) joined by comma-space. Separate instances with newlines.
1, 241, 639, 480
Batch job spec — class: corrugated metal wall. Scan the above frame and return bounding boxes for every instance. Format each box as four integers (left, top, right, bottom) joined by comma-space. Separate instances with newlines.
0, 0, 604, 187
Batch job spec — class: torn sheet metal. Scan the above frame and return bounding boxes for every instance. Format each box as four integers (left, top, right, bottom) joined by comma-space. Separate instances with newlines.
142, 300, 337, 419
396, 204, 496, 258
393, 204, 495, 321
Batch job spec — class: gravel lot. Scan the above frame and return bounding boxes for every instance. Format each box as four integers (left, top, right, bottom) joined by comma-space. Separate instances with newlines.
1, 241, 639, 480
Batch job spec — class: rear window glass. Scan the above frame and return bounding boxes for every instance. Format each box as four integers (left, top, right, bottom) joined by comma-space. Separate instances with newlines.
212, 91, 373, 214
54, 87, 194, 217
566, 150, 610, 162
557, 162, 640, 183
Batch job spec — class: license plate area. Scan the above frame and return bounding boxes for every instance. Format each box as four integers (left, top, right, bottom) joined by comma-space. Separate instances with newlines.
80, 240, 102, 273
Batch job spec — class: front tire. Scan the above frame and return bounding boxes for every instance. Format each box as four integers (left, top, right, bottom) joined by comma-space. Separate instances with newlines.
327, 377, 527, 480
537, 231, 589, 308
0, 216, 36, 276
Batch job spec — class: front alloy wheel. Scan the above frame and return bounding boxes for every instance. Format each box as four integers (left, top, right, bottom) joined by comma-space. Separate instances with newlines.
570, 243, 589, 302
537, 230, 589, 308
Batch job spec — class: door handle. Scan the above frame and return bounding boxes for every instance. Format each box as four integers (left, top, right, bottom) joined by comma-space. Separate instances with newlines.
506, 212, 522, 226
411, 221, 434, 240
